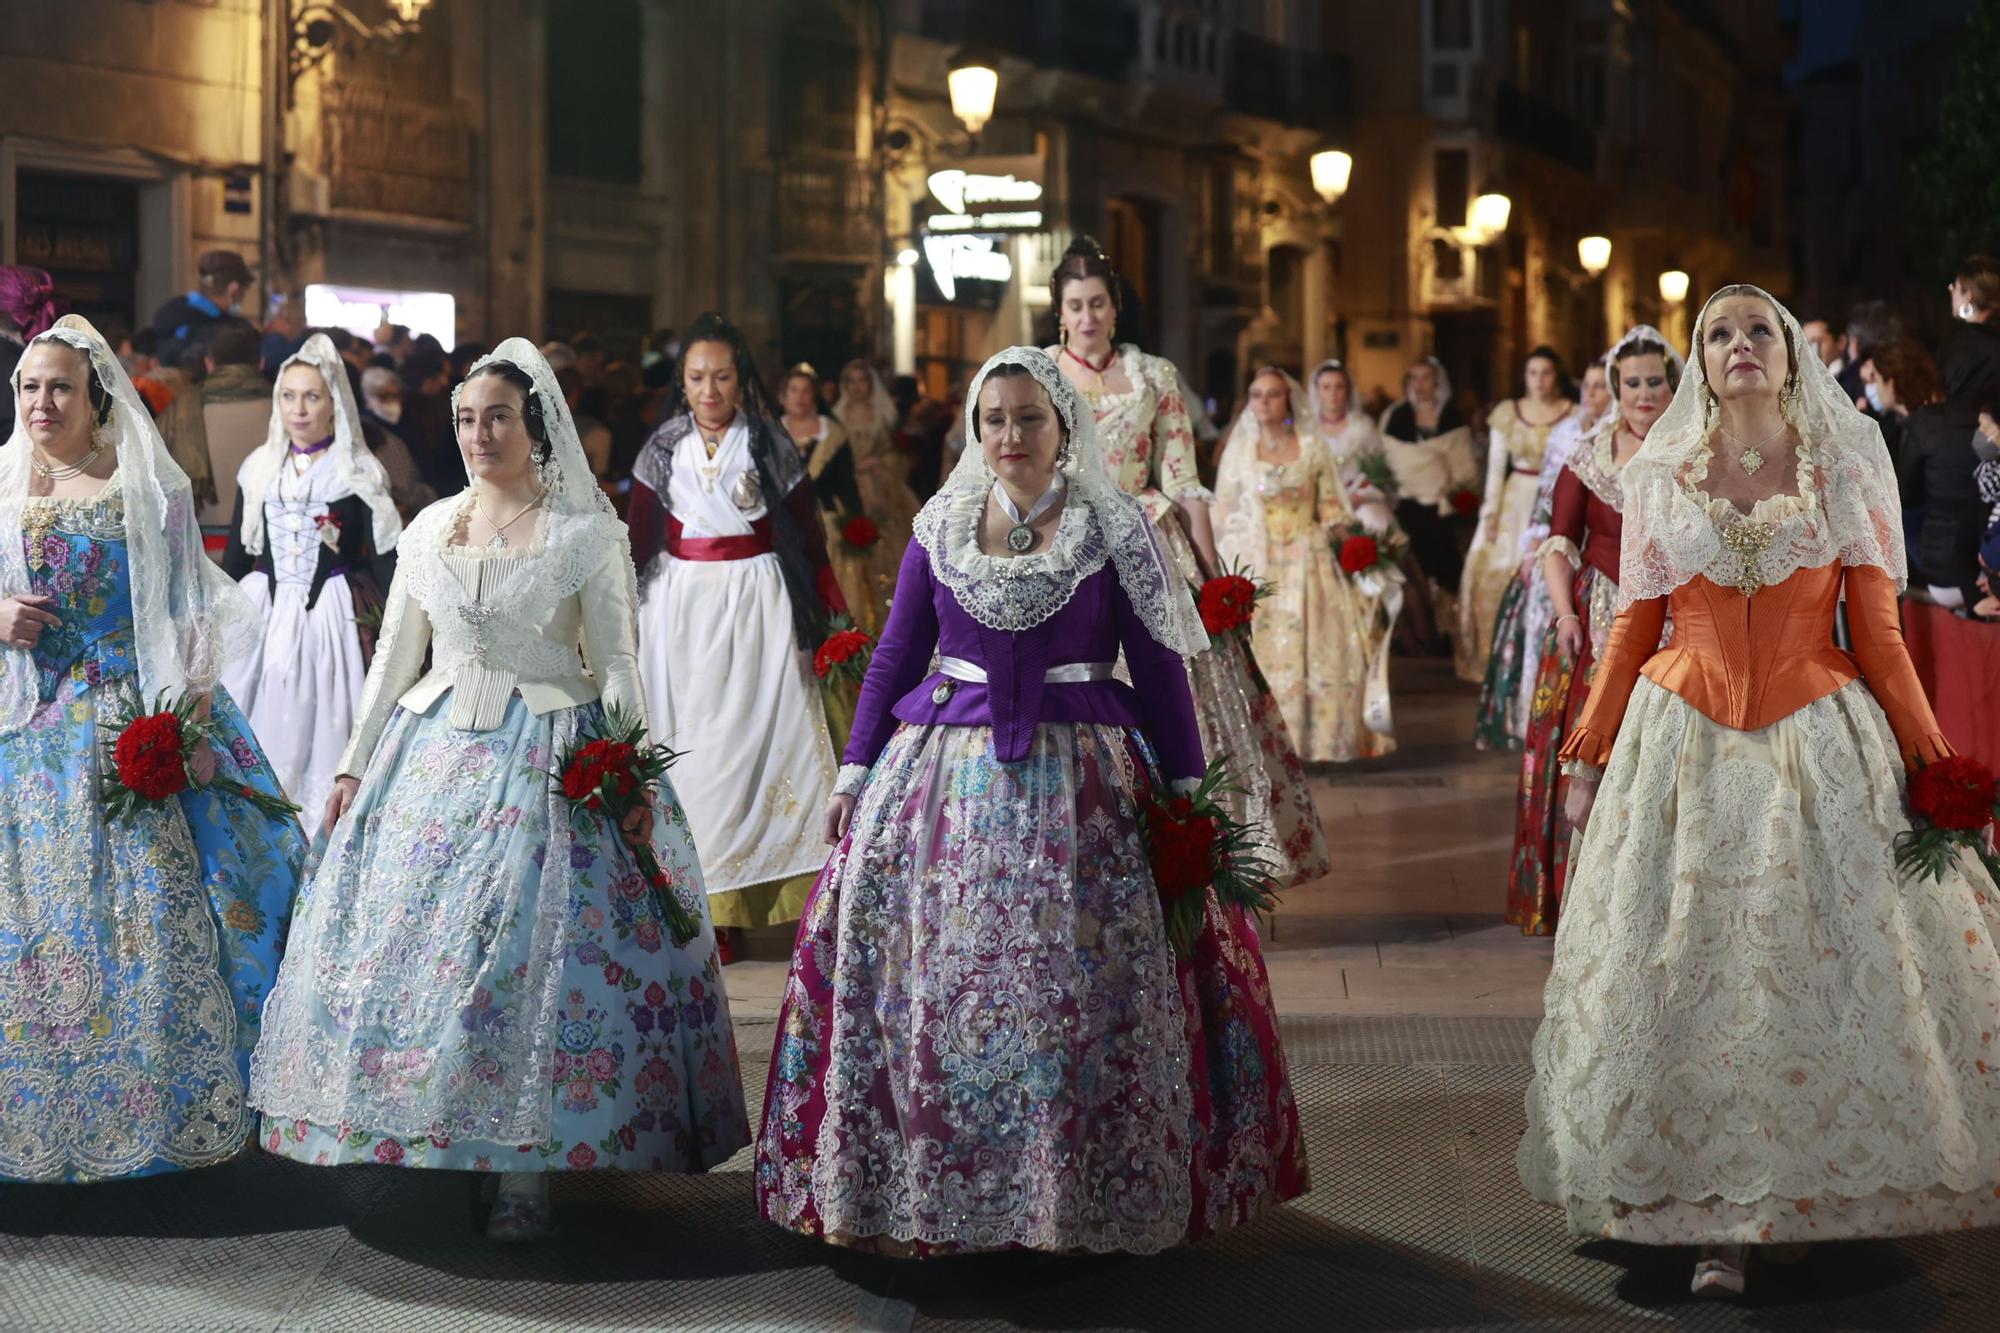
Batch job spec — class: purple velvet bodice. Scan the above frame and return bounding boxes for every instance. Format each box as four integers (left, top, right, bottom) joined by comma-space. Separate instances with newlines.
844, 539, 1205, 780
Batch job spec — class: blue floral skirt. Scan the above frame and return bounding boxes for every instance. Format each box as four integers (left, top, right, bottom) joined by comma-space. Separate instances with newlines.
250, 693, 749, 1174
0, 670, 302, 1182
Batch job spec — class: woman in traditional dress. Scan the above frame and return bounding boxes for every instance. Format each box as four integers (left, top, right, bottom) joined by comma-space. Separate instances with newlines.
629, 313, 845, 938
250, 339, 746, 1239
0, 315, 302, 1183
1519, 286, 2000, 1296
779, 363, 867, 749
1215, 367, 1393, 760
220, 334, 401, 824
1047, 236, 1328, 886
1503, 329, 1677, 935
1478, 360, 1612, 750
779, 363, 868, 633
832, 358, 919, 625
756, 346, 1306, 1254
1379, 356, 1478, 649
1458, 348, 1573, 684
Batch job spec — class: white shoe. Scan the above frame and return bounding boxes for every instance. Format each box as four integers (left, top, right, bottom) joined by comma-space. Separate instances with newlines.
1691, 1246, 1747, 1298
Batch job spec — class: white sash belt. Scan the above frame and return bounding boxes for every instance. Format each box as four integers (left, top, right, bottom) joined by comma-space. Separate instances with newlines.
936, 656, 1116, 684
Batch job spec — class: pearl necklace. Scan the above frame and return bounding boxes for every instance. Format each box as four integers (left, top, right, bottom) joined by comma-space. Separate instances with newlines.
33, 442, 103, 481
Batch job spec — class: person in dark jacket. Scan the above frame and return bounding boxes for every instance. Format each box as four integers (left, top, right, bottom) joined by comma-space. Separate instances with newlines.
149, 250, 258, 364
1898, 321, 2000, 611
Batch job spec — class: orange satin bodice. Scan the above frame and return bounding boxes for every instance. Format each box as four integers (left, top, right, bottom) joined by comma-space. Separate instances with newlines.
1560, 562, 1953, 769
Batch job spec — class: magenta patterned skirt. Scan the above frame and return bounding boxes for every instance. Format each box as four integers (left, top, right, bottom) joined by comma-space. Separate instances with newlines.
755, 720, 1307, 1255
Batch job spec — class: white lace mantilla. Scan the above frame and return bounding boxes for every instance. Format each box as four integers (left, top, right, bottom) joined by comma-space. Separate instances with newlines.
930, 347, 1208, 658
1616, 285, 1904, 609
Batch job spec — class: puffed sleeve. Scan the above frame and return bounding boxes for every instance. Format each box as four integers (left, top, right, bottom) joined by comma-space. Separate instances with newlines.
578, 534, 650, 736
1556, 595, 1669, 772
335, 564, 431, 778
1845, 563, 1955, 767
1149, 359, 1214, 504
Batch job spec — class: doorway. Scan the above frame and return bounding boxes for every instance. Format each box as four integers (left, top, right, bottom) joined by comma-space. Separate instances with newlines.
14, 171, 141, 333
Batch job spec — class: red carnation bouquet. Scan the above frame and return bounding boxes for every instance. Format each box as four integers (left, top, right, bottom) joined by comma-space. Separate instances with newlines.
1334, 519, 1405, 577
1894, 755, 2000, 887
1449, 488, 1482, 518
1140, 760, 1280, 958
100, 692, 301, 823
814, 613, 874, 684
841, 515, 881, 551
1194, 562, 1275, 639
543, 707, 701, 946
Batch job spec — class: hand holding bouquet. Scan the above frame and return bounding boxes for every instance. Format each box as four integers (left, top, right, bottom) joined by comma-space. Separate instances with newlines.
1894, 755, 2000, 887
101, 692, 300, 822
1140, 760, 1280, 958
546, 708, 701, 946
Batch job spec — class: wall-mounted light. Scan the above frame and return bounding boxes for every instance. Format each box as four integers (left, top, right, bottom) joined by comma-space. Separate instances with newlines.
289, 0, 433, 98
946, 47, 999, 137
895, 247, 920, 268
1469, 181, 1511, 242
1310, 149, 1353, 206
1658, 268, 1690, 303
1577, 235, 1611, 277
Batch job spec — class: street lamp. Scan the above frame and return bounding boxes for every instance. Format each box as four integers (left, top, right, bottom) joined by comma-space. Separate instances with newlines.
1577, 235, 1611, 278
1470, 182, 1512, 242
1658, 269, 1690, 303
289, 0, 434, 95
387, 0, 432, 19
946, 48, 999, 137
1310, 149, 1353, 206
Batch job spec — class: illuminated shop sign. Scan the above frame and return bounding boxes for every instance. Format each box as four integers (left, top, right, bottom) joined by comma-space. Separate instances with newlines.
921, 234, 1013, 301
924, 157, 1045, 233
304, 283, 456, 347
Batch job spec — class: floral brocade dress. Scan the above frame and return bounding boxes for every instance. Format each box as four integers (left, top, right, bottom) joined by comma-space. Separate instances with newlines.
249, 501, 748, 1174
1078, 345, 1330, 886
0, 484, 302, 1182
757, 534, 1307, 1254
1215, 443, 1390, 761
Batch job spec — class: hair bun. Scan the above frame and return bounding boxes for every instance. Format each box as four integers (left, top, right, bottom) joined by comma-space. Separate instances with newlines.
1064, 234, 1110, 263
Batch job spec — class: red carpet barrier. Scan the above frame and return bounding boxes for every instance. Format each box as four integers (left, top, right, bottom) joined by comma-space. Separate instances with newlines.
1902, 599, 2000, 772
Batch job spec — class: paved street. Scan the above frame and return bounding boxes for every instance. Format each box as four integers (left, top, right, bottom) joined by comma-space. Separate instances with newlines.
6, 663, 1998, 1331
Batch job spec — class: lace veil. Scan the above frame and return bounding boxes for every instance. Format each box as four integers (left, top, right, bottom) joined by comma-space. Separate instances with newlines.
833, 360, 900, 434
238, 332, 402, 557
0, 315, 258, 732
916, 346, 1209, 657
1215, 368, 1352, 575
1566, 324, 1685, 508
1617, 284, 1904, 608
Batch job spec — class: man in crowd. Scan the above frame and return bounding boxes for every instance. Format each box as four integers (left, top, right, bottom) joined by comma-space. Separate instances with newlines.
150, 249, 257, 364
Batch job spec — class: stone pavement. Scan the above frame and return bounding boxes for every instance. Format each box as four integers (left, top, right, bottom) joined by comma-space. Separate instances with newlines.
7, 662, 1998, 1331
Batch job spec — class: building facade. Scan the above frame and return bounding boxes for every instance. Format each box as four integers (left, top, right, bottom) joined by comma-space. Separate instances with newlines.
0, 0, 1791, 418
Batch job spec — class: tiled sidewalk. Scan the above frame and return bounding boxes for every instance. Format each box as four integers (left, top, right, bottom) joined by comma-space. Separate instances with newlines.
8, 663, 1993, 1330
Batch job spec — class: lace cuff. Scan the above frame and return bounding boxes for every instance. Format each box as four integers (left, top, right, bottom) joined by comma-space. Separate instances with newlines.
1559, 757, 1604, 784
1535, 535, 1582, 569
833, 763, 870, 798
1169, 776, 1202, 797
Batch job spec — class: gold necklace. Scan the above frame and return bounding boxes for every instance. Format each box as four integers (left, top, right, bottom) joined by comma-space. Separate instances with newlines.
1717, 419, 1787, 476
473, 488, 546, 549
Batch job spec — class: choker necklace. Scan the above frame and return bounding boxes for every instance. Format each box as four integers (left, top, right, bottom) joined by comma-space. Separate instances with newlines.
33, 442, 103, 481
992, 479, 1063, 553
1061, 345, 1117, 402
1717, 419, 1787, 476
